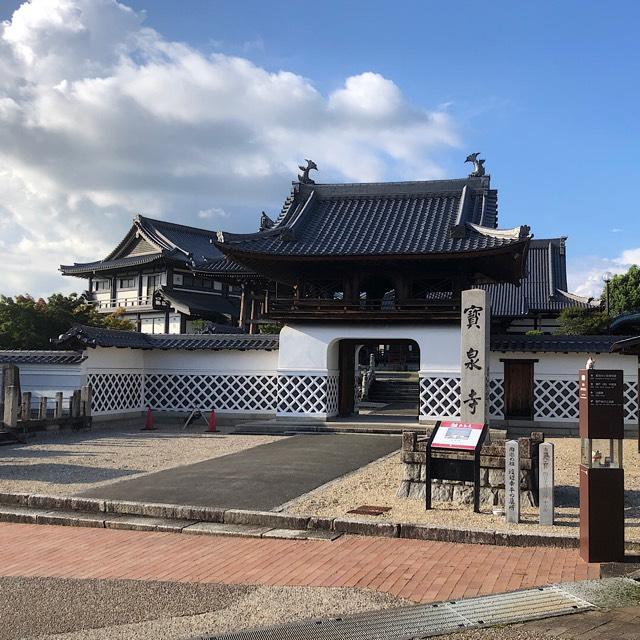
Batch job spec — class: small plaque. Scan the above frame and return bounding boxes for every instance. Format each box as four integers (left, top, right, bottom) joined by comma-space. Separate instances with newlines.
347, 505, 392, 516
431, 421, 485, 451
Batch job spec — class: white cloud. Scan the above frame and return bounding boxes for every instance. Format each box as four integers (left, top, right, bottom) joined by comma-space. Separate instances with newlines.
198, 207, 228, 220
0, 0, 461, 297
567, 249, 640, 299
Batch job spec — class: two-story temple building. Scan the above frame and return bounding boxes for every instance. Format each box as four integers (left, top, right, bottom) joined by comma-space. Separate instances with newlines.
58, 158, 637, 432
61, 215, 245, 333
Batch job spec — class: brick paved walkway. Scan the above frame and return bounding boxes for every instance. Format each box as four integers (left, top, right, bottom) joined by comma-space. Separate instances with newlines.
0, 523, 599, 603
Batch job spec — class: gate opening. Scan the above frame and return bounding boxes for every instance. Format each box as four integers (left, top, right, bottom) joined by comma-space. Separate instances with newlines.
336, 339, 420, 421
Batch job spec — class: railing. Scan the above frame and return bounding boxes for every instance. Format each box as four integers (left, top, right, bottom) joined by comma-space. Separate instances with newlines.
266, 297, 459, 315
94, 295, 153, 310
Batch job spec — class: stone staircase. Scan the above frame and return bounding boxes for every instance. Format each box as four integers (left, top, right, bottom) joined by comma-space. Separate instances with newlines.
368, 373, 419, 404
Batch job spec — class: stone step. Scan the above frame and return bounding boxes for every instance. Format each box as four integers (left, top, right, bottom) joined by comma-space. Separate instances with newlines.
0, 504, 341, 541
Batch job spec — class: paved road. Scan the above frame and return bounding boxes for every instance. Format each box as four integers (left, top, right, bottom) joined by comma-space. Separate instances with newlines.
0, 522, 598, 604
80, 433, 399, 509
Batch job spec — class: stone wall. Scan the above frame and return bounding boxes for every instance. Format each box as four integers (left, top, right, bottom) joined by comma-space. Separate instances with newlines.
397, 430, 544, 508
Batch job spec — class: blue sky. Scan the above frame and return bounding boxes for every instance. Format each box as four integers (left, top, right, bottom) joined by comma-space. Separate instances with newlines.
0, 1, 638, 297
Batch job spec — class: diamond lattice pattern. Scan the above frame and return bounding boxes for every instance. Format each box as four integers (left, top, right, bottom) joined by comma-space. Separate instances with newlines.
144, 374, 277, 412
489, 378, 504, 419
420, 377, 460, 418
278, 375, 330, 414
88, 372, 143, 414
624, 381, 638, 421
534, 379, 579, 419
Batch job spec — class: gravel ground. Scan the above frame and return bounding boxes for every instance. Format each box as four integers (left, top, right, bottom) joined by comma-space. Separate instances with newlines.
0, 427, 284, 495
287, 438, 640, 541
0, 577, 407, 640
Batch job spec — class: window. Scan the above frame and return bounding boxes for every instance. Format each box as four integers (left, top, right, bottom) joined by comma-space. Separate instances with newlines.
214, 281, 223, 291
203, 279, 212, 289
182, 275, 193, 287
118, 277, 136, 289
93, 280, 109, 291
173, 273, 183, 286
147, 274, 161, 295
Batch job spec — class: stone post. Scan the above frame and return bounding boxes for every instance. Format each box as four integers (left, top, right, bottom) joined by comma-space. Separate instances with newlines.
1, 364, 20, 420
54, 392, 64, 419
21, 392, 32, 421
505, 439, 520, 523
3, 385, 19, 429
539, 442, 555, 525
460, 289, 490, 424
38, 396, 48, 420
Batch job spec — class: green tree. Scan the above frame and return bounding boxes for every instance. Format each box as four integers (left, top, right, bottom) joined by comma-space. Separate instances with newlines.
555, 307, 609, 336
604, 265, 640, 315
0, 293, 134, 350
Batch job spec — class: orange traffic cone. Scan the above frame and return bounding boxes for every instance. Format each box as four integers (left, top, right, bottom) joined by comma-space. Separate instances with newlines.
141, 407, 156, 431
205, 409, 217, 433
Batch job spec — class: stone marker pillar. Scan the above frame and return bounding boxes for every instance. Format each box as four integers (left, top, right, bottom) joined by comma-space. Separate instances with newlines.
3, 385, 19, 428
539, 442, 555, 525
505, 439, 520, 523
460, 289, 490, 424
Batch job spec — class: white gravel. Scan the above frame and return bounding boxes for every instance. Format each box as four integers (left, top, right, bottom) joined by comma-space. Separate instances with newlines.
287, 437, 640, 541
0, 426, 285, 496
0, 577, 407, 640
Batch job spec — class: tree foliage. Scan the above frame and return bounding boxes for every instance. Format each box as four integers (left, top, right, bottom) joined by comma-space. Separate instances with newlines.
603, 265, 640, 315
555, 307, 609, 336
0, 293, 134, 350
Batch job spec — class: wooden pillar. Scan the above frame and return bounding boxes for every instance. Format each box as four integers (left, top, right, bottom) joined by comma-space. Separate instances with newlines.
55, 392, 64, 419
38, 396, 48, 420
164, 309, 170, 334
249, 297, 256, 335
238, 284, 248, 330
110, 275, 117, 308
70, 390, 81, 418
137, 272, 144, 305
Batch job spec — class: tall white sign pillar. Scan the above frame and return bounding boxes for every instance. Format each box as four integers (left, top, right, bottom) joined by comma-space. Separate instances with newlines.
460, 289, 490, 424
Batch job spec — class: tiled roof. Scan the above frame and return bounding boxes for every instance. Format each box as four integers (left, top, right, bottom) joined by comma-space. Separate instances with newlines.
61, 215, 223, 276
197, 256, 255, 276
491, 334, 628, 353
0, 350, 86, 365
55, 325, 278, 351
215, 177, 530, 258
60, 253, 165, 275
156, 287, 239, 317
480, 239, 597, 317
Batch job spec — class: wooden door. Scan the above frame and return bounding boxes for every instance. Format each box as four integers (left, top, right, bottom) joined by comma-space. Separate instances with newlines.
338, 341, 356, 417
504, 361, 534, 419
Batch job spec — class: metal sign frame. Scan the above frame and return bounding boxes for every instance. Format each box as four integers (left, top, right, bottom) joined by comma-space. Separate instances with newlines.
425, 420, 488, 513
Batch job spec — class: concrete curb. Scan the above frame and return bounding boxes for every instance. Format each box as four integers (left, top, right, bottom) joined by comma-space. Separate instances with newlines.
0, 491, 638, 552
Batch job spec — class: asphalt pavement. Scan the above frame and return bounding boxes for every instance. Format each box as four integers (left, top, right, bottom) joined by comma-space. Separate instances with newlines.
80, 433, 399, 509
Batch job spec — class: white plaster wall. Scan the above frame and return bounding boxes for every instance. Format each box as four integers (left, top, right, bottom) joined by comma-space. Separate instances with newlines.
278, 323, 461, 376
489, 351, 638, 378
142, 348, 278, 374
85, 347, 144, 372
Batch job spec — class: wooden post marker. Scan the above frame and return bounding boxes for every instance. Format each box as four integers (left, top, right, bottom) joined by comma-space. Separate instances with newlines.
505, 439, 520, 523
539, 442, 555, 525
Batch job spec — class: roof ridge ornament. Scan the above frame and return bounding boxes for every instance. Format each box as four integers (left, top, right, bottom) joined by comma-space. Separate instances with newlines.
297, 159, 318, 184
465, 152, 486, 177
260, 211, 274, 231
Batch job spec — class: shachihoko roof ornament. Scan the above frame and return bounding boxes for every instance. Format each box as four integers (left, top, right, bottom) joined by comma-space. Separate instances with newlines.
465, 152, 486, 177
297, 159, 318, 184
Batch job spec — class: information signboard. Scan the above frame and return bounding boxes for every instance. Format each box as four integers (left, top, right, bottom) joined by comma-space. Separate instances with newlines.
425, 420, 488, 513
431, 421, 485, 451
